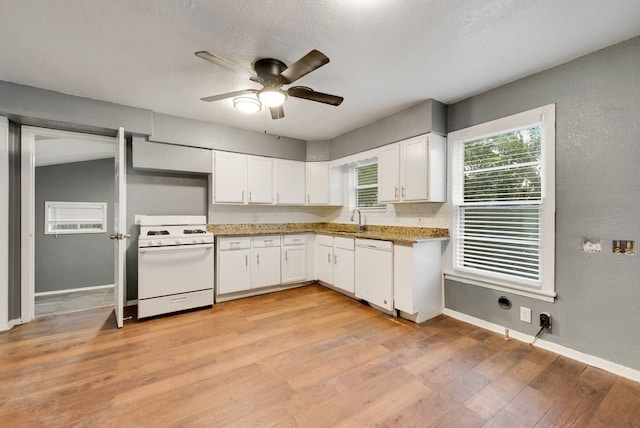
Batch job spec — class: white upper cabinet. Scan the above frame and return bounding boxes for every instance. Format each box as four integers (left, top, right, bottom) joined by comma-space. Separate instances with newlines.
378, 133, 446, 203
274, 159, 306, 205
212, 151, 273, 205
247, 156, 273, 204
212, 151, 247, 204
306, 162, 343, 206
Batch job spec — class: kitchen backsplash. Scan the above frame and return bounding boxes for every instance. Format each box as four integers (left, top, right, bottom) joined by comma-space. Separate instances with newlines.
208, 202, 451, 228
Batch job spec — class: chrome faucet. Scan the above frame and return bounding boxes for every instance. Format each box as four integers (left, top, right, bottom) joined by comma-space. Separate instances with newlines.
350, 208, 365, 231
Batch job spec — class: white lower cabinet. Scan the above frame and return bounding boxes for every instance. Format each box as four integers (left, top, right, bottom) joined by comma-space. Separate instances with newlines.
393, 240, 443, 323
315, 235, 354, 293
217, 236, 281, 295
281, 235, 307, 284
251, 236, 281, 289
355, 239, 394, 311
217, 237, 252, 294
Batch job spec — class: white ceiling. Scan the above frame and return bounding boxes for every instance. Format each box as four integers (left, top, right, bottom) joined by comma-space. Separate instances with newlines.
2, 1, 640, 141
35, 136, 114, 167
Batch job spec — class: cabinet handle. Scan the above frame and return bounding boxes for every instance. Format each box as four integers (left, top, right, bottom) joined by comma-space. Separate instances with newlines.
402, 187, 406, 197
170, 297, 187, 303
327, 252, 331, 263
245, 255, 248, 266
257, 254, 260, 265
248, 191, 252, 203
394, 186, 399, 198
277, 193, 279, 203
242, 190, 245, 203
285, 250, 288, 261
334, 254, 337, 264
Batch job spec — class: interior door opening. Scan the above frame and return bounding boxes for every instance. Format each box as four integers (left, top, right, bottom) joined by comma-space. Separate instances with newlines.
21, 127, 126, 326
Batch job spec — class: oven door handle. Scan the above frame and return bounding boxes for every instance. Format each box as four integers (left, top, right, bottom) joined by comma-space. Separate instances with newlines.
139, 244, 213, 254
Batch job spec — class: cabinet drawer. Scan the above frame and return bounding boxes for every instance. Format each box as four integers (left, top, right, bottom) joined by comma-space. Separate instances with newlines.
138, 289, 213, 318
283, 234, 306, 246
355, 239, 392, 251
253, 236, 281, 248
218, 237, 251, 250
316, 234, 333, 247
334, 236, 354, 250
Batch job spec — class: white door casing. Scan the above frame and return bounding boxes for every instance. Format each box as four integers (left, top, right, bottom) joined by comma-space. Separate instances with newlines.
112, 127, 126, 328
0, 117, 9, 330
20, 126, 123, 325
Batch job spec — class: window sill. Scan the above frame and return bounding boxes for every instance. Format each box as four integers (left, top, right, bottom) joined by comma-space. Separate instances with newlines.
443, 271, 556, 303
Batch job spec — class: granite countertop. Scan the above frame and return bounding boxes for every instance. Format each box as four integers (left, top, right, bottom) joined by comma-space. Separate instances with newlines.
207, 222, 449, 244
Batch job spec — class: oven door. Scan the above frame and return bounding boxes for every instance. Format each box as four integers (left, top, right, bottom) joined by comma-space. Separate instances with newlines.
138, 243, 214, 299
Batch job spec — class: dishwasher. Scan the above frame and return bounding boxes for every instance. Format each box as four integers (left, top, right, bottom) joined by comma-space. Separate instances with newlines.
355, 238, 394, 312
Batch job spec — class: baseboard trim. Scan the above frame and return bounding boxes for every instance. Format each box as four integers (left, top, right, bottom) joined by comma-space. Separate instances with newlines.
35, 284, 114, 297
0, 318, 23, 332
442, 308, 640, 383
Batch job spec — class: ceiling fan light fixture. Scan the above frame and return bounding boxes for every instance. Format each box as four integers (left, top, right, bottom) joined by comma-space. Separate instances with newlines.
233, 96, 262, 113
258, 86, 287, 107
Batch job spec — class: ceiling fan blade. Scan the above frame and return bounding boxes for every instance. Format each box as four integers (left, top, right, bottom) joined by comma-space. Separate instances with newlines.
200, 89, 257, 102
195, 51, 259, 80
280, 50, 330, 84
288, 86, 344, 106
270, 105, 285, 120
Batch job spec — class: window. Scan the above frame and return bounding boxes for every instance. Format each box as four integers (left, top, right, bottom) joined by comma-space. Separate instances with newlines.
45, 201, 108, 235
449, 105, 555, 300
354, 162, 384, 209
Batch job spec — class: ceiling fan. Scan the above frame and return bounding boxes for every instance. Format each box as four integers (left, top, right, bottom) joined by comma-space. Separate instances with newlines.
195, 49, 344, 120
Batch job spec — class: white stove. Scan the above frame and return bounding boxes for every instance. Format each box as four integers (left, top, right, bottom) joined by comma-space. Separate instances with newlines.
137, 215, 214, 319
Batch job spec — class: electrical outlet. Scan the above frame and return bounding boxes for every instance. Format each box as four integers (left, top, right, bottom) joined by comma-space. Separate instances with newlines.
540, 312, 552, 330
520, 306, 532, 323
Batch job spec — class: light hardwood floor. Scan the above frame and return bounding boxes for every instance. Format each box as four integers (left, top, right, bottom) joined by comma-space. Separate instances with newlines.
1, 285, 639, 427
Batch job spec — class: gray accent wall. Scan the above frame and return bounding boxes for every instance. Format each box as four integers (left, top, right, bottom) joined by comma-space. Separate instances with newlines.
126, 138, 209, 302
446, 36, 640, 371
151, 113, 307, 161
0, 81, 153, 136
328, 99, 447, 159
35, 158, 115, 293
8, 121, 21, 320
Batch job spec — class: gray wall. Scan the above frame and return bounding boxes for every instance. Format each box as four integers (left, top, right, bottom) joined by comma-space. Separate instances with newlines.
151, 113, 307, 161
446, 36, 640, 371
328, 99, 447, 159
8, 121, 21, 320
35, 158, 115, 293
125, 139, 209, 302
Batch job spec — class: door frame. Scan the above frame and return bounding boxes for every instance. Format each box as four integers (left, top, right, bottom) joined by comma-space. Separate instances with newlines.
0, 117, 8, 330
20, 126, 121, 323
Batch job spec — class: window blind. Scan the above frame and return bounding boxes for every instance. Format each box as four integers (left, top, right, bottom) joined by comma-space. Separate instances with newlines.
45, 201, 107, 234
454, 125, 543, 285
355, 163, 383, 209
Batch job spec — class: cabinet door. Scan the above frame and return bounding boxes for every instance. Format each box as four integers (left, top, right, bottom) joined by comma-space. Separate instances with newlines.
217, 249, 251, 294
275, 160, 306, 205
333, 247, 354, 293
315, 244, 333, 284
401, 136, 429, 201
247, 156, 273, 204
282, 245, 306, 283
306, 162, 329, 205
355, 245, 393, 311
378, 144, 400, 202
252, 246, 281, 289
213, 151, 247, 203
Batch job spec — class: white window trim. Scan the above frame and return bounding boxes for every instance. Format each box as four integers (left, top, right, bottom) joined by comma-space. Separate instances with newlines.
444, 104, 556, 302
45, 201, 108, 235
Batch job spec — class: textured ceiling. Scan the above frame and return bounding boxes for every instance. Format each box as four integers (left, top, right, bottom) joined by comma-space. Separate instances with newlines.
1, 0, 640, 141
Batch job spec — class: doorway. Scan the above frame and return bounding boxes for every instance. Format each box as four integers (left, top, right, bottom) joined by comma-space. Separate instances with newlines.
21, 127, 126, 326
